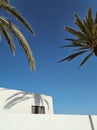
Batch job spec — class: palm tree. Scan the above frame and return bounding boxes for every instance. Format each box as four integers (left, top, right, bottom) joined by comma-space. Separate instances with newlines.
0, 0, 36, 70
59, 8, 97, 66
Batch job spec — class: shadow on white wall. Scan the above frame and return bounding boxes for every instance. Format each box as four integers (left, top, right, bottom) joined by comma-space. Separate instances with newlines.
4, 91, 49, 111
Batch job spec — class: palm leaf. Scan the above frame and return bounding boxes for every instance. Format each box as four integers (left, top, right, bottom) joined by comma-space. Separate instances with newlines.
65, 38, 91, 46
74, 14, 88, 34
60, 45, 76, 48
0, 22, 15, 54
74, 13, 93, 36
80, 52, 93, 66
60, 38, 90, 49
73, 47, 90, 51
60, 43, 88, 48
64, 26, 88, 41
0, 16, 36, 70
11, 24, 36, 70
95, 12, 97, 23
93, 24, 97, 36
1, 2, 35, 35
87, 8, 94, 29
58, 50, 86, 63
85, 8, 94, 34
60, 7, 97, 67
65, 27, 93, 44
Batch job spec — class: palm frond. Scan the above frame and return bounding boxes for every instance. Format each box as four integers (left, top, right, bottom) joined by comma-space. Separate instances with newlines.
95, 12, 97, 23
83, 19, 95, 42
64, 26, 88, 41
60, 45, 76, 48
60, 38, 91, 49
93, 24, 97, 37
74, 14, 88, 34
65, 38, 91, 46
0, 16, 36, 70
0, 29, 2, 41
73, 47, 90, 51
0, 22, 15, 54
74, 13, 93, 36
58, 50, 86, 63
87, 8, 94, 29
1, 2, 35, 35
3, 0, 9, 4
60, 8, 97, 67
80, 52, 93, 66
11, 24, 36, 70
84, 9, 94, 34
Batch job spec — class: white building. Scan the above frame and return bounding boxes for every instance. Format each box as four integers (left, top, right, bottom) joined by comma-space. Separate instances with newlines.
0, 87, 53, 114
0, 87, 97, 130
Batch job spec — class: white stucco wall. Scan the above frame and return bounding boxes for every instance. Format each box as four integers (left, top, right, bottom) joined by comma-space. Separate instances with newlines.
0, 114, 97, 130
0, 87, 97, 130
0, 87, 53, 114
92, 115, 97, 129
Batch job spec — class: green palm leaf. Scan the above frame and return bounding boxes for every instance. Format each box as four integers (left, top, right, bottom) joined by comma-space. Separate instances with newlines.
10, 24, 36, 70
87, 8, 94, 30
73, 47, 90, 51
0, 16, 35, 70
58, 50, 86, 63
80, 52, 93, 66
0, 23, 15, 54
60, 8, 97, 67
1, 1, 35, 35
60, 38, 90, 49
74, 14, 88, 34
95, 12, 97, 23
64, 27, 88, 41
65, 38, 90, 46
74, 13, 93, 37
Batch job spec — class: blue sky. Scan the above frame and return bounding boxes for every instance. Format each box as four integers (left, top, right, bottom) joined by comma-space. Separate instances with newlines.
0, 0, 97, 115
